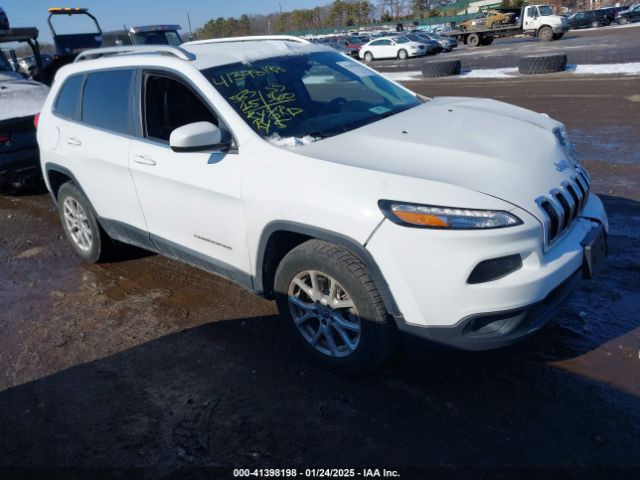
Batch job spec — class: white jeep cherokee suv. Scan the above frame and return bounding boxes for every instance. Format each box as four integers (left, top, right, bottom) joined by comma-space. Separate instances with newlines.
37, 37, 608, 374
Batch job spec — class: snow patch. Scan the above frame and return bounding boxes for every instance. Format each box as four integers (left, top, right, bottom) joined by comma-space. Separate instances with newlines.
267, 133, 319, 147
567, 62, 640, 75
380, 71, 422, 82
0, 80, 49, 122
461, 67, 518, 78
379, 62, 640, 82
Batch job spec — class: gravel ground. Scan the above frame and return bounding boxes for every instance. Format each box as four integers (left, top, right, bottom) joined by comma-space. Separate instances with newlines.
0, 74, 639, 479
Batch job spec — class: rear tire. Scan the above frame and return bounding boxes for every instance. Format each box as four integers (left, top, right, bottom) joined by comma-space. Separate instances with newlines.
57, 182, 113, 263
618, 17, 628, 25
363, 51, 374, 62
467, 33, 480, 47
591, 20, 600, 28
274, 240, 397, 375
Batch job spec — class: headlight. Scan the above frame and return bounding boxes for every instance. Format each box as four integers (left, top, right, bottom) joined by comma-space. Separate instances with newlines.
379, 200, 523, 229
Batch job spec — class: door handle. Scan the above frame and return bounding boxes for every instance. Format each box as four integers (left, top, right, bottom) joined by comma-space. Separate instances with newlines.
65, 137, 82, 146
133, 154, 157, 166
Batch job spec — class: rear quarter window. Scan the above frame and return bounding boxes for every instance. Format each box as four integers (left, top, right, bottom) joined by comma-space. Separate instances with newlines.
81, 69, 134, 135
53, 75, 83, 120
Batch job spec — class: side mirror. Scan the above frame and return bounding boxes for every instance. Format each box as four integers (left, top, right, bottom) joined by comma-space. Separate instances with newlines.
169, 121, 229, 153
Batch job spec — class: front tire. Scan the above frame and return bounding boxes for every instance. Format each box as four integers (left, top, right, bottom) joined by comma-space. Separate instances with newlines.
274, 240, 396, 375
538, 26, 553, 41
397, 49, 408, 60
57, 182, 112, 263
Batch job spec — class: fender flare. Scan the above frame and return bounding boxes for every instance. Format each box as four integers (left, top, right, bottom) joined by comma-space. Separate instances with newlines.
254, 220, 402, 318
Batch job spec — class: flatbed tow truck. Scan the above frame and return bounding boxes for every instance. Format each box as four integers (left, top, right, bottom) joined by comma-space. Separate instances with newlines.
447, 5, 569, 47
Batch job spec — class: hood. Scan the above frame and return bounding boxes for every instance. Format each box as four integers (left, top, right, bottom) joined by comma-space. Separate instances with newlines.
0, 80, 49, 122
296, 97, 581, 219
545, 14, 568, 24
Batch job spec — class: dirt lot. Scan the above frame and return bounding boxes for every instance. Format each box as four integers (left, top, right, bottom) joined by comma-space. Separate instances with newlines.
1, 75, 639, 479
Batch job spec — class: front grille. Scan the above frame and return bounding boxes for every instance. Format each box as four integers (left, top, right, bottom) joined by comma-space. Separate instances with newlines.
536, 165, 591, 247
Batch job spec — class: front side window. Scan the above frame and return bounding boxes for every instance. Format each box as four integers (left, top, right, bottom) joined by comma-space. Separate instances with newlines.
393, 37, 409, 44
143, 74, 218, 143
201, 51, 420, 141
82, 69, 133, 135
54, 74, 84, 120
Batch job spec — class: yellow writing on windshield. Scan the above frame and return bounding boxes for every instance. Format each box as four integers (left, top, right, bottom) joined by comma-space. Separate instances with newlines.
229, 85, 303, 134
211, 65, 286, 89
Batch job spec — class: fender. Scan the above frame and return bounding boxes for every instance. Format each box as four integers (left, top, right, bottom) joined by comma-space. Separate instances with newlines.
255, 220, 402, 318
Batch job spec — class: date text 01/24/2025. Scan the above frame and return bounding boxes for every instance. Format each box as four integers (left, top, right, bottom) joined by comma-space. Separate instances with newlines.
233, 468, 401, 478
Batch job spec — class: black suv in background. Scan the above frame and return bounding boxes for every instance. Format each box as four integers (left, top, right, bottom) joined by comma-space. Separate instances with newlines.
617, 4, 640, 24
568, 9, 615, 28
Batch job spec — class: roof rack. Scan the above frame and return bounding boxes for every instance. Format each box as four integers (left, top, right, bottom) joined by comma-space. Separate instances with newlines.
74, 45, 195, 63
184, 35, 310, 46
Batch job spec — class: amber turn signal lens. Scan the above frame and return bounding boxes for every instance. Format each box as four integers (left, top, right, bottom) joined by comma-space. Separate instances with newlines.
392, 210, 449, 227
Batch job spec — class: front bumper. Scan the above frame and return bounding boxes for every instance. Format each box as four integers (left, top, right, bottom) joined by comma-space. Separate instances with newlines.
366, 193, 608, 350
553, 24, 570, 34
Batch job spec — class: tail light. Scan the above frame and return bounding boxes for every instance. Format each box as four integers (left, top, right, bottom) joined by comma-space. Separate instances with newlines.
33, 113, 40, 129
0, 133, 10, 145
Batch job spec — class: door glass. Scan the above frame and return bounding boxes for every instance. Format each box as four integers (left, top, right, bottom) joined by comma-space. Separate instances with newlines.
82, 69, 133, 135
143, 74, 218, 143
54, 74, 83, 120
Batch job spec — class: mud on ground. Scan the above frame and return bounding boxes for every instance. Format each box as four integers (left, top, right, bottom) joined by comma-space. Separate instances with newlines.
0, 76, 639, 478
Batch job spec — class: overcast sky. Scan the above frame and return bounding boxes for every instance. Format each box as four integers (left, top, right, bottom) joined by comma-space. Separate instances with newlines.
4, 0, 326, 43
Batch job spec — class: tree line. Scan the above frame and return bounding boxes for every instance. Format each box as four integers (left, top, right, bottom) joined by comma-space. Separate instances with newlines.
197, 0, 463, 38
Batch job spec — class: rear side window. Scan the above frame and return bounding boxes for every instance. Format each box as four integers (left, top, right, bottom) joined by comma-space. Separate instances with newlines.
81, 69, 133, 135
54, 75, 83, 120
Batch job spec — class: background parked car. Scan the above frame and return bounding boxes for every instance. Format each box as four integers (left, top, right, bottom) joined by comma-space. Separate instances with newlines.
568, 9, 615, 28
617, 4, 640, 23
359, 36, 426, 61
419, 31, 458, 50
101, 25, 183, 47
402, 33, 441, 54
324, 42, 358, 57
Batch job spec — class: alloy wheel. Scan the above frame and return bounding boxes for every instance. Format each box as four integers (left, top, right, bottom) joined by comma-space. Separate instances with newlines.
288, 270, 361, 358
62, 197, 93, 252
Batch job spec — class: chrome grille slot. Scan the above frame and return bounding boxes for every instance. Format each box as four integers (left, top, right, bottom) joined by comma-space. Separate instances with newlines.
563, 182, 579, 222
536, 166, 592, 248
554, 191, 571, 231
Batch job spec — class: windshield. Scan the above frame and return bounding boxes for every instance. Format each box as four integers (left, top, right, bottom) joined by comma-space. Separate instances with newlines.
132, 31, 181, 46
201, 51, 420, 141
538, 5, 553, 16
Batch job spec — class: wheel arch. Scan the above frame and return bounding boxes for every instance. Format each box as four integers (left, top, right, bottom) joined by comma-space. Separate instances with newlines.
536, 24, 552, 35
44, 163, 79, 204
255, 221, 401, 318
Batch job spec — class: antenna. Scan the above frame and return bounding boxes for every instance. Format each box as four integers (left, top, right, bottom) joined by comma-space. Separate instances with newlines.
187, 13, 193, 41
